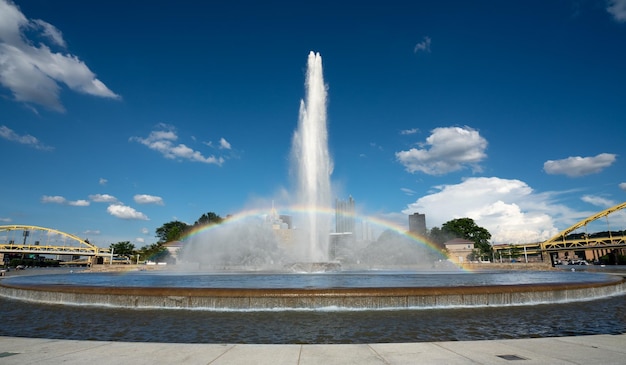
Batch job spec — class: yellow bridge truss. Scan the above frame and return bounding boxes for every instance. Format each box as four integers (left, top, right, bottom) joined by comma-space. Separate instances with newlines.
0, 225, 110, 257
541, 201, 626, 252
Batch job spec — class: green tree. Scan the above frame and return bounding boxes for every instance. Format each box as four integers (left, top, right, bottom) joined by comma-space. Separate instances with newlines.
109, 241, 135, 257
441, 218, 493, 260
194, 212, 223, 226
138, 242, 168, 263
155, 221, 189, 243
427, 227, 453, 250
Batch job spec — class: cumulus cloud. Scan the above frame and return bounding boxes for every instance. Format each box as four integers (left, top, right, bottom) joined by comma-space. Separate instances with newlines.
219, 137, 231, 150
130, 125, 225, 165
608, 0, 626, 22
134, 194, 164, 205
414, 36, 431, 54
0, 125, 53, 150
68, 199, 89, 207
0, 0, 120, 112
89, 193, 118, 203
99, 178, 108, 186
620, 182, 626, 192
41, 195, 89, 206
395, 126, 487, 175
543, 153, 616, 177
402, 177, 568, 244
107, 204, 148, 220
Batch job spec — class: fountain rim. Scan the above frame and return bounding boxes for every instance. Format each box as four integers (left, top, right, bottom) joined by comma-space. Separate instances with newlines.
1, 277, 624, 297
2, 273, 624, 311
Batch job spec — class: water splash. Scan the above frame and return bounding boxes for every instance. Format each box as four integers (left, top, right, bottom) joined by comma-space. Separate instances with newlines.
291, 51, 332, 262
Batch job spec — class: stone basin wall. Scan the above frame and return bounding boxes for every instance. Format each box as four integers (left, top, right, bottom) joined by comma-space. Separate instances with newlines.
1, 277, 624, 310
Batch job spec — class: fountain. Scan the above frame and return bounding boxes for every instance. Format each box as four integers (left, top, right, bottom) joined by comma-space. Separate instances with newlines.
0, 52, 625, 343
291, 51, 332, 263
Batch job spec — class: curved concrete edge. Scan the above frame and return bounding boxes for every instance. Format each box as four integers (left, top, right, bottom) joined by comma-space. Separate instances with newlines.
1, 278, 625, 310
1, 334, 625, 365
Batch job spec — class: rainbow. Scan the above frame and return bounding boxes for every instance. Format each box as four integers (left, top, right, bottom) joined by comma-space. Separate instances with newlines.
179, 205, 450, 259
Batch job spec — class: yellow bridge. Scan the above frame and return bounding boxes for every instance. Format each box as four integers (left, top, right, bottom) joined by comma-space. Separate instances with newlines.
493, 201, 626, 263
0, 225, 111, 261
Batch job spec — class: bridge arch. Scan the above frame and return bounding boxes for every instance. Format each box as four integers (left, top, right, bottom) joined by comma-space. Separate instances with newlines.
0, 225, 109, 257
543, 202, 626, 245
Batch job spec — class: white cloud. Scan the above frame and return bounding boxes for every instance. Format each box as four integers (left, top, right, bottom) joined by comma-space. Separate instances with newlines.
141, 227, 150, 235
608, 0, 626, 22
400, 128, 419, 135
402, 177, 566, 244
543, 153, 616, 177
0, 125, 53, 150
89, 194, 118, 203
219, 137, 231, 150
107, 204, 148, 220
99, 178, 108, 186
414, 36, 431, 54
68, 199, 89, 207
134, 194, 164, 205
136, 237, 145, 244
0, 0, 120, 112
41, 195, 88, 206
395, 126, 487, 175
130, 125, 225, 165
41, 195, 66, 204
31, 19, 66, 48
0, 217, 12, 222
581, 195, 615, 208
620, 182, 626, 191
84, 229, 101, 235
401, 187, 416, 196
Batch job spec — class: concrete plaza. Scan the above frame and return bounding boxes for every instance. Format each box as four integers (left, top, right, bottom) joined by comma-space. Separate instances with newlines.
1, 333, 625, 364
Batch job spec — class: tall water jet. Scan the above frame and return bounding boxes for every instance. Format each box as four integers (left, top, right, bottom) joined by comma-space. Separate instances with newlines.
291, 51, 332, 262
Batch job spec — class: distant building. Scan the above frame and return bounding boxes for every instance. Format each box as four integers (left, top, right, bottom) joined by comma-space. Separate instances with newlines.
444, 238, 474, 264
331, 196, 356, 261
408, 212, 427, 236
335, 195, 355, 234
266, 202, 294, 246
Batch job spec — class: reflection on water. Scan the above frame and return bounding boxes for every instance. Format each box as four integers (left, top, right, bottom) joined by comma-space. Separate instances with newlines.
1, 294, 625, 343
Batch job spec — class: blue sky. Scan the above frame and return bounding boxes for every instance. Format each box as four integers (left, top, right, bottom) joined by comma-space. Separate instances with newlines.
1, 0, 625, 248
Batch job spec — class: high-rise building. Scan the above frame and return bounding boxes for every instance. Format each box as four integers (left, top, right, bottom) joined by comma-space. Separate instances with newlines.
335, 195, 355, 234
408, 212, 427, 236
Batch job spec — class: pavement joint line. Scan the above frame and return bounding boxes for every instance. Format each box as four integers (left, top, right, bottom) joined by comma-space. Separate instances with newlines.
40, 340, 113, 361
297, 344, 303, 365
204, 343, 236, 364
432, 342, 483, 364
366, 344, 392, 365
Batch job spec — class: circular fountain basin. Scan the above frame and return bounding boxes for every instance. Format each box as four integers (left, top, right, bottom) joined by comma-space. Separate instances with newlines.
1, 270, 624, 310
